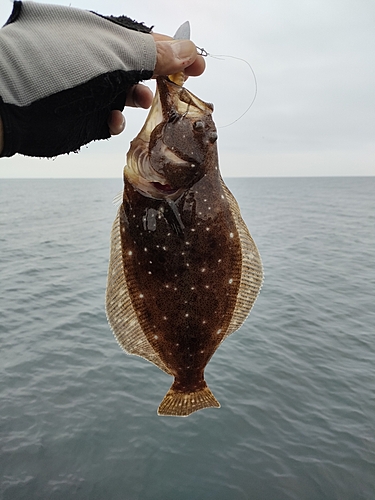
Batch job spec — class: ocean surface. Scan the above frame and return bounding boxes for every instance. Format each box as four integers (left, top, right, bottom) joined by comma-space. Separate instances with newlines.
0, 177, 374, 500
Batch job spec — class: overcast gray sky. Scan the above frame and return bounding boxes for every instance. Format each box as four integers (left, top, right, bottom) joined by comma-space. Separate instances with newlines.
1, 0, 374, 178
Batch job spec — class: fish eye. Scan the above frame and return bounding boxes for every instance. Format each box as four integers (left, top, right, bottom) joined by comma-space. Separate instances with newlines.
209, 132, 218, 143
193, 121, 204, 131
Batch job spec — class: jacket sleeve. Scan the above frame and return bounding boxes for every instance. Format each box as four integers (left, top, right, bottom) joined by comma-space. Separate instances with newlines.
0, 1, 157, 157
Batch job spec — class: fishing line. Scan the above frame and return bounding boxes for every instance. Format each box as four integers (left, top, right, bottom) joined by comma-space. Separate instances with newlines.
196, 48, 258, 128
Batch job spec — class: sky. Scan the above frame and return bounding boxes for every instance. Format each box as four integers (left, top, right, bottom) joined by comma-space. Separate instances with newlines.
0, 0, 374, 178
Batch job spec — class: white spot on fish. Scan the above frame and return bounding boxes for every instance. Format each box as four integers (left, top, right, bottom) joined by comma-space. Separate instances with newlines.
229, 278, 233, 284
139, 294, 144, 298
185, 313, 189, 317
144, 247, 148, 252
163, 316, 167, 320
128, 250, 133, 256
154, 335, 158, 339
201, 268, 206, 273
217, 329, 222, 335
229, 232, 234, 238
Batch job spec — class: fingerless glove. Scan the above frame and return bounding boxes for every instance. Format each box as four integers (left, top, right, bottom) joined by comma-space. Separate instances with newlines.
0, 1, 156, 157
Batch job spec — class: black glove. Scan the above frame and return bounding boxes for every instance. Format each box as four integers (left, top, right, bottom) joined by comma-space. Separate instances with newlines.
0, 1, 156, 157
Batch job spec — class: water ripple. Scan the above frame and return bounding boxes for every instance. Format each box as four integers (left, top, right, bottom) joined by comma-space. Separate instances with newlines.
1, 178, 374, 499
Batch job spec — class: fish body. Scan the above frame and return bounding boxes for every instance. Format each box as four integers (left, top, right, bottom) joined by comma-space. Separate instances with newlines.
106, 76, 263, 416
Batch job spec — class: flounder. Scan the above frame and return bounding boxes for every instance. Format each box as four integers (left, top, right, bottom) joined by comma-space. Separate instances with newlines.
106, 75, 263, 417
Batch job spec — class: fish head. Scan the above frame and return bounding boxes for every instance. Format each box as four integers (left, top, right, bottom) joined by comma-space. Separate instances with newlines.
125, 76, 218, 200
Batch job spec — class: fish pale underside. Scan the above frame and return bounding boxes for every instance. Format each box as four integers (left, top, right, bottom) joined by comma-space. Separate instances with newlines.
106, 72, 263, 417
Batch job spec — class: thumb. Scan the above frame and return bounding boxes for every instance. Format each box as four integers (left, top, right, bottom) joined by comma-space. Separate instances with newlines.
153, 39, 198, 76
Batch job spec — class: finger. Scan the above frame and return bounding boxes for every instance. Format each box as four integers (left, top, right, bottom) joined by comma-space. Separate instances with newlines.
184, 56, 206, 77
152, 33, 173, 42
125, 84, 153, 109
108, 110, 125, 136
153, 39, 205, 77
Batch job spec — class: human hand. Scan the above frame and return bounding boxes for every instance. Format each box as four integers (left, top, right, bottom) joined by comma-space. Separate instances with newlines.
0, 36, 205, 152
0, 2, 207, 157
108, 35, 205, 135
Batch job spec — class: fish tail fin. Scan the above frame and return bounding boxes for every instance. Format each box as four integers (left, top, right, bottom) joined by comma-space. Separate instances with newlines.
157, 382, 220, 417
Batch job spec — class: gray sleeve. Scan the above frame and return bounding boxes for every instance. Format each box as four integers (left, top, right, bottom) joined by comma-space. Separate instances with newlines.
0, 1, 157, 107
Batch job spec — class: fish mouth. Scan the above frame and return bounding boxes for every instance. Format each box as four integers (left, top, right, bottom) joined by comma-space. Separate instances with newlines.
124, 76, 214, 200
157, 76, 213, 118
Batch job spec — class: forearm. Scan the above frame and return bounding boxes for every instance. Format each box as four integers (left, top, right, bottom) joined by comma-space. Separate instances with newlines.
0, 1, 157, 157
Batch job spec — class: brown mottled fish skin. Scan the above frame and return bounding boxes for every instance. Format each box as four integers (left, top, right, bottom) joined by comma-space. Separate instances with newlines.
106, 76, 263, 417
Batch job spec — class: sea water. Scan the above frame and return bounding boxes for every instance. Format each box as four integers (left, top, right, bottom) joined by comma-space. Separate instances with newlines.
0, 177, 374, 499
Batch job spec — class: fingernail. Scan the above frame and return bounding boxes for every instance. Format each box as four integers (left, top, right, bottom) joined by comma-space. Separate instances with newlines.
132, 97, 140, 108
171, 39, 195, 60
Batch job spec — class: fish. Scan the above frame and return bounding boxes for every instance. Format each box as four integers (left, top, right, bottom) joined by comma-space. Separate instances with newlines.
105, 74, 263, 417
